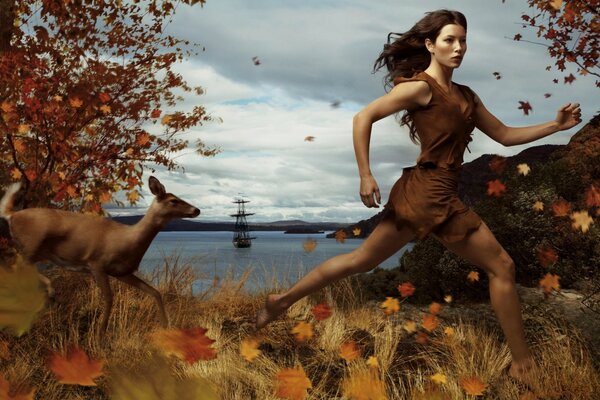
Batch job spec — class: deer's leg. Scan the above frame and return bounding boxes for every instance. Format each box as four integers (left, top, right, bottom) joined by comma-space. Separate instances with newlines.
116, 274, 168, 328
90, 269, 113, 338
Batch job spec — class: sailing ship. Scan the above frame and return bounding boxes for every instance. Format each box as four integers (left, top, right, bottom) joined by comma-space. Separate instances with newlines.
231, 197, 256, 248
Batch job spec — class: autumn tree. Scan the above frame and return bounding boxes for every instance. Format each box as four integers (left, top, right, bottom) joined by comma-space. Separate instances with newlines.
514, 0, 599, 87
0, 0, 215, 212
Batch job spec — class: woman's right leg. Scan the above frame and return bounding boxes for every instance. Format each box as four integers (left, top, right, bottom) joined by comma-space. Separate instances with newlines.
255, 214, 415, 329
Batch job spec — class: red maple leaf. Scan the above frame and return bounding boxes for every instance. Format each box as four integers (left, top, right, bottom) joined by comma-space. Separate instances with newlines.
518, 101, 532, 115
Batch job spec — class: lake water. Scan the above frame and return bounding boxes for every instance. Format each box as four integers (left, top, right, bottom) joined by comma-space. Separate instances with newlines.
141, 231, 415, 293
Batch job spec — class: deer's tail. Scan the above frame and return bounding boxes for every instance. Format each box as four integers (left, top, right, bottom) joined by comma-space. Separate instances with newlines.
0, 183, 21, 218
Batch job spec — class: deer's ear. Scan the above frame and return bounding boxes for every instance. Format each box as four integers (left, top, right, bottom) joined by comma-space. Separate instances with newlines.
149, 176, 166, 198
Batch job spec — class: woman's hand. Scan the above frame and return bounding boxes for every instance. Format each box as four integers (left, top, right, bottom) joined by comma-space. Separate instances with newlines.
555, 103, 582, 131
360, 175, 381, 208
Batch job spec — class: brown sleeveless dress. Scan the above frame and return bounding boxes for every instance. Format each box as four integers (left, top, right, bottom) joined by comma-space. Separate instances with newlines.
383, 71, 482, 243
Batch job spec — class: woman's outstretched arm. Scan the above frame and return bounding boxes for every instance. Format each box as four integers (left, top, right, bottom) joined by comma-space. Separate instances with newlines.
352, 81, 431, 208
472, 94, 582, 146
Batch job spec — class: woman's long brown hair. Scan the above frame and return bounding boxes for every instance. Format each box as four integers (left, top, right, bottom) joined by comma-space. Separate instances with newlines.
373, 10, 467, 144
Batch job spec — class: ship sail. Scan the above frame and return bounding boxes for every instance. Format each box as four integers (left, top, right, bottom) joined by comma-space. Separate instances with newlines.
231, 198, 256, 248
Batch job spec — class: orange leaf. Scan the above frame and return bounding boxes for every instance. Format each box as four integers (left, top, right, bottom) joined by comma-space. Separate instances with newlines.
585, 184, 600, 208
459, 376, 487, 396
0, 374, 35, 400
17, 124, 29, 134
398, 281, 416, 297
151, 327, 217, 363
99, 104, 111, 114
10, 168, 21, 180
291, 321, 314, 343
274, 366, 312, 400
311, 303, 332, 321
549, 0, 563, 10
571, 210, 594, 233
240, 337, 261, 362
69, 97, 83, 108
1, 101, 15, 113
486, 179, 506, 197
340, 341, 360, 362
99, 191, 112, 203
161, 114, 172, 125
539, 273, 561, 295
48, 347, 104, 386
150, 108, 161, 118
536, 246, 558, 268
98, 92, 111, 103
422, 314, 439, 332
302, 239, 317, 253
429, 302, 442, 315
335, 230, 347, 243
551, 199, 571, 217
489, 156, 506, 175
136, 132, 151, 146
12, 139, 26, 154
467, 271, 479, 282
415, 331, 429, 344
380, 297, 400, 315
24, 169, 36, 181
341, 369, 387, 400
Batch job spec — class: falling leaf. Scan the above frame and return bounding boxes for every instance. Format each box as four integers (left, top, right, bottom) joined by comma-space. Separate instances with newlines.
109, 354, 219, 400
429, 302, 442, 315
291, 321, 313, 343
467, 271, 479, 282
585, 184, 600, 208
10, 168, 22, 180
536, 246, 558, 268
398, 281, 415, 298
551, 199, 571, 217
0, 256, 46, 336
136, 133, 151, 146
99, 105, 111, 114
340, 341, 361, 362
415, 331, 429, 344
553, 78, 559, 84
488, 155, 507, 174
564, 73, 576, 84
240, 337, 261, 362
274, 366, 312, 400
422, 314, 439, 332
161, 114, 172, 125
151, 327, 217, 364
571, 210, 593, 233
444, 327, 455, 337
549, 0, 563, 10
516, 163, 530, 176
127, 190, 140, 203
518, 100, 533, 115
24, 169, 37, 181
513, 33, 522, 41
487, 179, 506, 197
69, 97, 83, 108
380, 297, 400, 315
492, 72, 502, 80
252, 56, 261, 66
302, 239, 317, 253
544, 93, 552, 98
49, 346, 104, 386
532, 201, 544, 211
539, 273, 561, 295
459, 376, 487, 396
99, 191, 112, 203
335, 230, 347, 243
304, 136, 315, 142
366, 356, 379, 369
330, 100, 341, 108
0, 374, 35, 400
352, 227, 361, 237
311, 303, 332, 321
0, 101, 15, 113
98, 92, 111, 103
341, 369, 387, 400
431, 373, 448, 385
403, 320, 417, 333
151, 109, 162, 118
444, 295, 453, 303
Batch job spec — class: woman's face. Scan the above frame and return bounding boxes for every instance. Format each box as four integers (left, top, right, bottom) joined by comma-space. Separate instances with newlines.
426, 23, 467, 69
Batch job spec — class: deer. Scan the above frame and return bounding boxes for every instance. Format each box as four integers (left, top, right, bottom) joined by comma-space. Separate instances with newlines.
0, 176, 200, 337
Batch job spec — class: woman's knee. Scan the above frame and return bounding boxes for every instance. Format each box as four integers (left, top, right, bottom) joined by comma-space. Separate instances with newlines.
346, 249, 379, 274
489, 251, 516, 281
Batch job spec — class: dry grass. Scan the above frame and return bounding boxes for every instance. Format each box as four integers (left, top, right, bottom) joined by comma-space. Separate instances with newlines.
0, 256, 599, 399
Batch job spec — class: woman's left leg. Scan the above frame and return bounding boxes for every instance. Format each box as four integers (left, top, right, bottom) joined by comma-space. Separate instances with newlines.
430, 220, 537, 386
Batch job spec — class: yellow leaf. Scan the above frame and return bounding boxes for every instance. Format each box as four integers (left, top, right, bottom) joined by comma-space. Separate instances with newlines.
443, 295, 452, 303
467, 271, 479, 282
532, 201, 544, 211
17, 124, 29, 134
161, 114, 172, 125
52, 95, 63, 102
291, 321, 313, 343
444, 327, 455, 337
10, 168, 22, 181
352, 227, 361, 236
431, 373, 447, 385
366, 356, 379, 369
403, 320, 417, 333
340, 341, 360, 362
302, 239, 317, 253
516, 163, 530, 176
459, 376, 487, 396
127, 190, 140, 203
342, 369, 387, 400
240, 337, 261, 362
380, 297, 400, 315
99, 105, 111, 114
549, 0, 563, 10
109, 354, 219, 400
0, 256, 46, 336
571, 210, 593, 233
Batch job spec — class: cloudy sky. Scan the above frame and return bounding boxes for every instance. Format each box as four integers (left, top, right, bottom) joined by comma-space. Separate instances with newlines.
115, 0, 596, 223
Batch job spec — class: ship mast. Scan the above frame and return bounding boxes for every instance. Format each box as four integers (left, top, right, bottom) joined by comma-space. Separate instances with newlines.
230, 197, 255, 248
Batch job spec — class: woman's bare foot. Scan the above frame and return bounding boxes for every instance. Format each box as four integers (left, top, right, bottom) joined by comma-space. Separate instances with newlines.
506, 360, 542, 393
255, 294, 287, 330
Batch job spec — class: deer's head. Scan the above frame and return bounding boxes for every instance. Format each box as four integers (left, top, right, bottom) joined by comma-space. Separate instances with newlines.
149, 176, 200, 219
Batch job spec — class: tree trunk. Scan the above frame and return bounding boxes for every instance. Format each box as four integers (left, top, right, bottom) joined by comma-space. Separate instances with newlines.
0, 0, 16, 52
